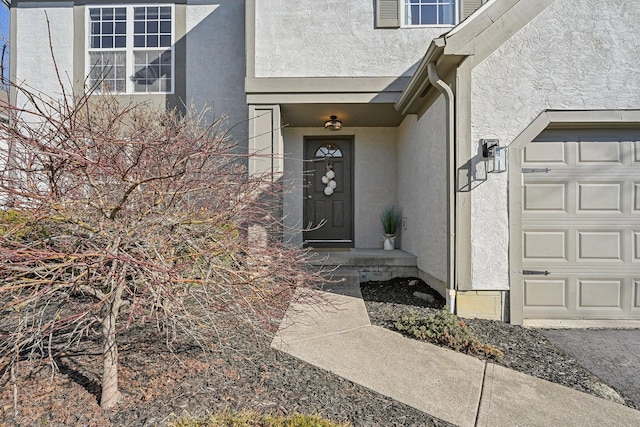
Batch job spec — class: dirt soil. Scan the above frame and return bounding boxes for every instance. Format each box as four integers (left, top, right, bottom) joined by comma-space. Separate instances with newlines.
1, 277, 636, 426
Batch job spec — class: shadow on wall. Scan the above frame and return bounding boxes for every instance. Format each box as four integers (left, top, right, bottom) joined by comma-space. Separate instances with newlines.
458, 144, 489, 192
373, 61, 493, 194
166, 0, 247, 143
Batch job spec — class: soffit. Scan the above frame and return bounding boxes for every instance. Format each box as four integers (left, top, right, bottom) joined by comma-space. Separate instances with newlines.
248, 76, 410, 127
280, 103, 404, 128
395, 50, 463, 115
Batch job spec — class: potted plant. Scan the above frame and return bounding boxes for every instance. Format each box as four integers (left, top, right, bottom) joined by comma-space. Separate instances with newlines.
380, 205, 401, 250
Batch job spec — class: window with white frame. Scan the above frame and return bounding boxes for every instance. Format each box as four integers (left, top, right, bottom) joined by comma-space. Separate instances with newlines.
87, 5, 174, 94
404, 0, 457, 26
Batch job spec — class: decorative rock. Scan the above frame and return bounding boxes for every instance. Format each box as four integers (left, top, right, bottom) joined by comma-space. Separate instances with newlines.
408, 280, 419, 287
588, 381, 626, 405
413, 291, 435, 303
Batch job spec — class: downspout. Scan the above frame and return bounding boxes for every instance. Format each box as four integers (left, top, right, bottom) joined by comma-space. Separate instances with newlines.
427, 61, 456, 314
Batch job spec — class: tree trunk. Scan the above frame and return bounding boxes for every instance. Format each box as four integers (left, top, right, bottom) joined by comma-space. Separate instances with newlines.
100, 284, 124, 409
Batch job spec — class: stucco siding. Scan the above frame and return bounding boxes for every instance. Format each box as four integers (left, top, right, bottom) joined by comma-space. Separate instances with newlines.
186, 0, 247, 140
282, 130, 305, 246
469, 0, 640, 290
283, 127, 398, 248
397, 96, 448, 284
13, 3, 75, 107
253, 0, 444, 78
354, 128, 399, 248
13, 2, 247, 139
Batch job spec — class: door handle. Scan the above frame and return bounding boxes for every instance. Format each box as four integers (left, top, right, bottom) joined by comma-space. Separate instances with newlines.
522, 270, 550, 276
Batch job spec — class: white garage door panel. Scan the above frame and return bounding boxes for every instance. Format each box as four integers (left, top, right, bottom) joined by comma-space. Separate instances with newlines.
524, 183, 566, 211
578, 183, 621, 212
523, 231, 567, 260
577, 140, 621, 163
524, 141, 566, 163
524, 279, 567, 308
578, 231, 622, 261
522, 129, 640, 320
578, 280, 622, 308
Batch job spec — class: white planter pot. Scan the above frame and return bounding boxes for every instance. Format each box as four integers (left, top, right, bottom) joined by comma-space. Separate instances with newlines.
383, 234, 396, 250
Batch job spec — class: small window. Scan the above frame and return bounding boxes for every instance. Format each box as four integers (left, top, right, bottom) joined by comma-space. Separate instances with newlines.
87, 5, 174, 94
404, 0, 457, 26
315, 144, 343, 158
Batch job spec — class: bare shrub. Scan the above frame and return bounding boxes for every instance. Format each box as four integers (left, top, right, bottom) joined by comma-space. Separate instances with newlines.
0, 85, 324, 409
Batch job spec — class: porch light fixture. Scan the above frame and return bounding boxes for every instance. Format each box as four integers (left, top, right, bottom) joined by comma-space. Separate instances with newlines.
324, 115, 343, 131
481, 138, 507, 173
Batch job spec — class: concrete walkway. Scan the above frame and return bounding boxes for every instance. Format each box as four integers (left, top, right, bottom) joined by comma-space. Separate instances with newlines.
271, 276, 640, 427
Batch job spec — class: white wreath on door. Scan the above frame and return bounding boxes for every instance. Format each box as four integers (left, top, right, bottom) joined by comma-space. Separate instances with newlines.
323, 168, 336, 196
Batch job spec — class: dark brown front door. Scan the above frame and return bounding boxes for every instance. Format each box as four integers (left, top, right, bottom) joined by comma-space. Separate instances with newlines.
303, 138, 353, 248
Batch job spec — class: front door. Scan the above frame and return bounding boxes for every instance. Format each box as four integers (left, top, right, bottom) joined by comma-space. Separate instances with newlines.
303, 138, 353, 248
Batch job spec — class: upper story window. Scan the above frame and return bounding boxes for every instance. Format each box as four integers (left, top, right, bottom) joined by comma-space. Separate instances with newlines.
87, 5, 174, 94
404, 0, 457, 26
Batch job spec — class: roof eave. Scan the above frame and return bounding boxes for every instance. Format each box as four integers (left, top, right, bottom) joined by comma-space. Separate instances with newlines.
395, 0, 523, 115
395, 40, 444, 115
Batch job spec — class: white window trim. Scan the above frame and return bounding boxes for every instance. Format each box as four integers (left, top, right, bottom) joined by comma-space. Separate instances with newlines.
85, 4, 175, 95
402, 0, 459, 28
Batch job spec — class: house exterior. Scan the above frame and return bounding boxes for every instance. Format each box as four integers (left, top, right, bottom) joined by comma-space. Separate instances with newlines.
10, 0, 640, 325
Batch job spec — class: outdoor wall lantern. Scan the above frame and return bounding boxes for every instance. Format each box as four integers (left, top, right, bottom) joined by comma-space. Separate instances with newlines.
481, 138, 507, 173
324, 115, 343, 131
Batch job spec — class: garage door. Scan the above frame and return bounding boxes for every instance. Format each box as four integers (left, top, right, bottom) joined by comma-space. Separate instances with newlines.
521, 128, 640, 319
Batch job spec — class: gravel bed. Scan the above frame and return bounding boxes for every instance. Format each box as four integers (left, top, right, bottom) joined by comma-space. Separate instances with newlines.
361, 277, 638, 410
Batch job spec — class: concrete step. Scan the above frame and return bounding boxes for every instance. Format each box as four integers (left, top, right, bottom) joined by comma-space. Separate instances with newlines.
311, 249, 417, 267
311, 249, 418, 282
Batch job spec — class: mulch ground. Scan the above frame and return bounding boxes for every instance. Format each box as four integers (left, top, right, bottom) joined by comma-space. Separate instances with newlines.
2, 277, 637, 426
1, 293, 452, 427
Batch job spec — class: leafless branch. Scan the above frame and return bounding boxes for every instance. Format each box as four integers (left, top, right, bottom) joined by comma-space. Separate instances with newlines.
0, 85, 328, 409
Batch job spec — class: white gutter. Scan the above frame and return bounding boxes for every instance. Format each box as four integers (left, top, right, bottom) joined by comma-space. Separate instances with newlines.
427, 62, 456, 314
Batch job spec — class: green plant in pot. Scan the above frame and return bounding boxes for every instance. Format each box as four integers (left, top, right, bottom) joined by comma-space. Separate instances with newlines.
380, 205, 401, 250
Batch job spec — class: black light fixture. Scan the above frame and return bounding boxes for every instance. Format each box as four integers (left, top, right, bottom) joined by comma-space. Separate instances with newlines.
481, 138, 507, 173
324, 115, 343, 131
